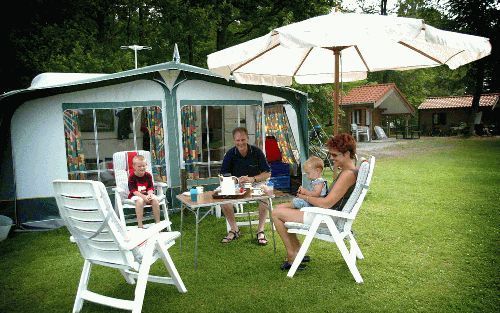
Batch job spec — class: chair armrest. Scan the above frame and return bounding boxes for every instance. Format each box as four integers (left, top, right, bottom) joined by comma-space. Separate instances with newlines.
154, 182, 168, 188
113, 186, 126, 193
300, 207, 352, 219
122, 220, 173, 250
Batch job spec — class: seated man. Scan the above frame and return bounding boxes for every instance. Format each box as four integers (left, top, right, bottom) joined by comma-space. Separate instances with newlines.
220, 127, 271, 245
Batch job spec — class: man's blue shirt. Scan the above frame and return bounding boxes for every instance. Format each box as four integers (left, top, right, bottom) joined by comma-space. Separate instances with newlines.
221, 144, 270, 177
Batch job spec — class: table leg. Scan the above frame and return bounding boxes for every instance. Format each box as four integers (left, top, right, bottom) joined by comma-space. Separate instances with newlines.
194, 208, 200, 270
179, 204, 184, 251
268, 198, 276, 254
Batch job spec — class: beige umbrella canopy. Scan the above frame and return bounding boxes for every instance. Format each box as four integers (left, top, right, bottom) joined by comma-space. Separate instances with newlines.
208, 12, 491, 134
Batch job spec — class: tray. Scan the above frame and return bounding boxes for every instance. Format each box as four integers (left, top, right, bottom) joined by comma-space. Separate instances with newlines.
212, 188, 251, 199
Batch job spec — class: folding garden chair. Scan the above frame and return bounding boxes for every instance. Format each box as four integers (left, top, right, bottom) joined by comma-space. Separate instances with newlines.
113, 150, 170, 230
285, 156, 375, 283
52, 180, 186, 313
351, 123, 370, 142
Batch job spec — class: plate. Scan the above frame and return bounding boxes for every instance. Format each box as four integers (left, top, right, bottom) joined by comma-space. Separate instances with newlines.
251, 189, 264, 196
212, 189, 251, 199
182, 191, 190, 196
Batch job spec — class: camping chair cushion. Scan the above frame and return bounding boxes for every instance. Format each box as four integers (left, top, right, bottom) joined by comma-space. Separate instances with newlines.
265, 136, 282, 162
127, 151, 138, 176
123, 194, 166, 206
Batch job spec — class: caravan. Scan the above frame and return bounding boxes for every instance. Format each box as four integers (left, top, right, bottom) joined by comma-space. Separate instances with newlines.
0, 62, 309, 229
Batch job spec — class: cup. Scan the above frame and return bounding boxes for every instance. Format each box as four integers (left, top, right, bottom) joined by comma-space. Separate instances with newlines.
196, 186, 204, 194
190, 188, 198, 202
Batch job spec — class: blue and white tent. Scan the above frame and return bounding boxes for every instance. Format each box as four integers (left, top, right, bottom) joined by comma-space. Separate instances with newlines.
0, 61, 309, 229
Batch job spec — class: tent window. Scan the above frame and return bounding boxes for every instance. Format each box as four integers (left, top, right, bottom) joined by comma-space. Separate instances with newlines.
63, 106, 166, 187
181, 104, 262, 179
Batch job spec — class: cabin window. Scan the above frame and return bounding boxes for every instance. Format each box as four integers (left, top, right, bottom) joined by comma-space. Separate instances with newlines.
432, 112, 446, 125
181, 104, 263, 179
63, 105, 166, 187
352, 109, 362, 125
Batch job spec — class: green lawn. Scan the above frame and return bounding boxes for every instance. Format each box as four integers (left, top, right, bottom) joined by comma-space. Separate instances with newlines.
1, 137, 499, 313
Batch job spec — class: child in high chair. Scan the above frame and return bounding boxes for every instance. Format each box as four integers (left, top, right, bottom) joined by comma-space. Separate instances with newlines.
291, 156, 327, 209
128, 155, 160, 228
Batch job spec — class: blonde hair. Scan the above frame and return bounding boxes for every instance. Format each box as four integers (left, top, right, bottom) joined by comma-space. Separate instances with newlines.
132, 155, 146, 164
303, 156, 324, 172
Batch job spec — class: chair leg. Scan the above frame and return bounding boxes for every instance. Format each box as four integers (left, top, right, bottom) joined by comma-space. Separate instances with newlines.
215, 205, 222, 218
161, 202, 171, 231
287, 217, 323, 278
348, 233, 364, 260
156, 239, 188, 293
119, 269, 136, 284
132, 239, 155, 313
333, 232, 363, 283
73, 260, 92, 313
246, 212, 253, 237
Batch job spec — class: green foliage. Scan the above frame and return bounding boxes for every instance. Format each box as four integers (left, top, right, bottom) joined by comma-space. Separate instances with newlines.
446, 0, 500, 93
1, 137, 499, 312
1, 0, 497, 128
1, 0, 338, 92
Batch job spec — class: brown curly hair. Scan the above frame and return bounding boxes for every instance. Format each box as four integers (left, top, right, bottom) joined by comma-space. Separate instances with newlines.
326, 133, 356, 159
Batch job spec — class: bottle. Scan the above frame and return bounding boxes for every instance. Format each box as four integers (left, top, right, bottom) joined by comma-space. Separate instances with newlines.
190, 186, 198, 202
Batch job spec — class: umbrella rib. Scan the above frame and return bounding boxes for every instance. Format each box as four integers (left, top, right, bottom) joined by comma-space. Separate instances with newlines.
354, 46, 371, 72
292, 47, 313, 77
398, 41, 443, 65
232, 43, 280, 73
443, 50, 466, 65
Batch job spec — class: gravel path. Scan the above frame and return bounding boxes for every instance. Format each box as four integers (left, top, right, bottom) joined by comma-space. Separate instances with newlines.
356, 138, 418, 159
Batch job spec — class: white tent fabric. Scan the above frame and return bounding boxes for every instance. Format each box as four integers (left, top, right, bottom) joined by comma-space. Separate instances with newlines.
207, 12, 491, 87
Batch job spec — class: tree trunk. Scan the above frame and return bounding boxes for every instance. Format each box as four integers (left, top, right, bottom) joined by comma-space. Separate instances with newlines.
469, 59, 486, 136
216, 23, 228, 51
188, 35, 194, 64
381, 0, 387, 15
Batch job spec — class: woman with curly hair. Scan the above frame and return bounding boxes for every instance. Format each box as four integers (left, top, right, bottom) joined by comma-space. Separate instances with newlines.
272, 133, 358, 270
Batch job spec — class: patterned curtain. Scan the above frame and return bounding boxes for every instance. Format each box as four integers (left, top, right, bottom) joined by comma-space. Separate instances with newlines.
255, 105, 263, 149
146, 106, 167, 182
265, 105, 298, 165
63, 110, 86, 179
181, 106, 199, 178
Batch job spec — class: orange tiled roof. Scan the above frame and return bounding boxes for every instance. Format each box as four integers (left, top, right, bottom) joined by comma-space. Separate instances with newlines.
340, 83, 398, 105
418, 94, 499, 110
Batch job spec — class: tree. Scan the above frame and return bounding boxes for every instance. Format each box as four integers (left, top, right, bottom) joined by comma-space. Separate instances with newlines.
446, 0, 500, 135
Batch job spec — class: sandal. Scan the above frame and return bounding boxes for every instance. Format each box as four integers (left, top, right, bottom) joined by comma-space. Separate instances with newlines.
284, 255, 311, 263
221, 229, 240, 244
280, 261, 306, 271
256, 231, 268, 246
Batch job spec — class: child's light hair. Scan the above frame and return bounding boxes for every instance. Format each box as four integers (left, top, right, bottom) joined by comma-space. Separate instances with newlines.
303, 156, 324, 172
132, 155, 146, 164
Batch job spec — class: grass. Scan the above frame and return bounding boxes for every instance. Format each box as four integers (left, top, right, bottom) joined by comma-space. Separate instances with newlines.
1, 137, 499, 313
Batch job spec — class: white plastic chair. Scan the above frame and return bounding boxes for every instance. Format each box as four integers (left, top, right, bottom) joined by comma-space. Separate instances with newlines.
113, 150, 170, 230
374, 126, 388, 140
351, 124, 370, 142
52, 180, 186, 313
285, 156, 375, 283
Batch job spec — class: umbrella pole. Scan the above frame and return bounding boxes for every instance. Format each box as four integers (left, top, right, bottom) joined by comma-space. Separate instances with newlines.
333, 49, 340, 135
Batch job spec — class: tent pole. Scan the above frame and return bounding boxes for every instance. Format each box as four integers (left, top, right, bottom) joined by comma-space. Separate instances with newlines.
333, 49, 340, 135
